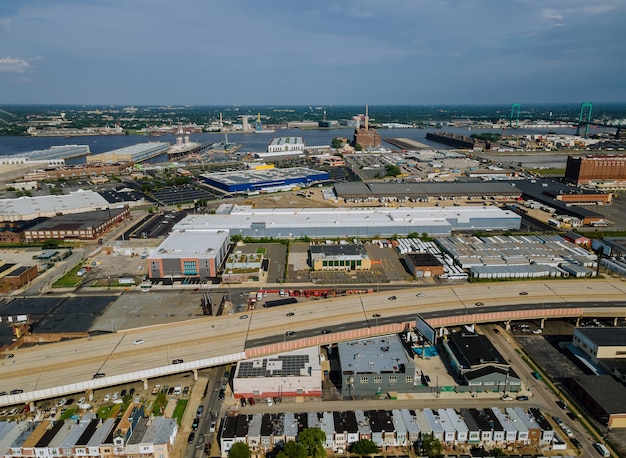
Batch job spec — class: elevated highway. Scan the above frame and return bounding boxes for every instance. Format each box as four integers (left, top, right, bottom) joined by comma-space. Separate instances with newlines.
1, 278, 626, 407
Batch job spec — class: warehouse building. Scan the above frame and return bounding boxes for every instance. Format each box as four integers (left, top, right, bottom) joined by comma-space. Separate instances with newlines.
85, 142, 169, 164
199, 167, 329, 194
0, 145, 90, 166
23, 207, 129, 241
568, 375, 626, 428
403, 253, 444, 278
565, 154, 626, 186
0, 262, 38, 294
172, 203, 521, 239
309, 244, 371, 271
267, 137, 305, 153
572, 327, 626, 382
147, 229, 230, 280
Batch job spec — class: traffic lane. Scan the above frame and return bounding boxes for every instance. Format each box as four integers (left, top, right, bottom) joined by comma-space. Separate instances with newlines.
247, 319, 370, 348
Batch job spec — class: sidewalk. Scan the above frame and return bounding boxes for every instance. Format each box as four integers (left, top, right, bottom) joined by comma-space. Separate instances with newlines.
170, 374, 210, 458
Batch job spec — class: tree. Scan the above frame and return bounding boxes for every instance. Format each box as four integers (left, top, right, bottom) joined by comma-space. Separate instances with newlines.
350, 439, 378, 455
490, 448, 506, 457
297, 427, 326, 458
277, 440, 307, 458
384, 164, 401, 177
420, 434, 443, 458
228, 442, 251, 458
331, 137, 343, 149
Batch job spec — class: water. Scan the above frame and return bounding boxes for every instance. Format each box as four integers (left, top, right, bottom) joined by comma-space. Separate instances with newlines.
0, 126, 614, 163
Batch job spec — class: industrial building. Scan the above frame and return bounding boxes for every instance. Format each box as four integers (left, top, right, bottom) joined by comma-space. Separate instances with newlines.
337, 334, 418, 397
147, 229, 230, 280
352, 107, 381, 149
0, 145, 90, 166
22, 207, 129, 241
172, 203, 521, 239
232, 347, 322, 399
568, 375, 626, 428
267, 137, 305, 153
565, 154, 626, 186
403, 253, 444, 278
222, 251, 264, 283
572, 327, 626, 381
309, 244, 371, 271
0, 262, 38, 294
199, 167, 329, 194
85, 142, 169, 164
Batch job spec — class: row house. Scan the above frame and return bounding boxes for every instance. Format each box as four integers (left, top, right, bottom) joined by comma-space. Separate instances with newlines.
217, 407, 556, 457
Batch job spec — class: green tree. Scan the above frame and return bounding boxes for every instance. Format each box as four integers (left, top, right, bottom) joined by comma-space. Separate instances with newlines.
420, 434, 443, 458
384, 164, 401, 177
350, 439, 378, 455
228, 442, 251, 458
490, 448, 506, 457
277, 440, 307, 458
331, 137, 343, 149
354, 143, 363, 151
297, 427, 326, 458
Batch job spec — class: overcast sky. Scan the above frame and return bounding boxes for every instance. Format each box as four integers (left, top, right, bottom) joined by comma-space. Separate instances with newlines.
1, 0, 624, 106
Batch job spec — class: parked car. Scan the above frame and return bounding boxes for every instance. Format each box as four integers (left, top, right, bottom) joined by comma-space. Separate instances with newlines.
240, 397, 246, 407
248, 397, 255, 406
196, 405, 204, 417
556, 400, 568, 410
187, 432, 195, 444
266, 397, 273, 406
191, 418, 199, 431
210, 421, 216, 432
103, 394, 111, 402
516, 395, 529, 401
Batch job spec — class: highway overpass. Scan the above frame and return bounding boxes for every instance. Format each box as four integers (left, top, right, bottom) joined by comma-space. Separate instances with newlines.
1, 278, 626, 407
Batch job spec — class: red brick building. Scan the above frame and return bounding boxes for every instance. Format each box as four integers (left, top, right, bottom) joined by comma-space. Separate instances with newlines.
565, 155, 626, 186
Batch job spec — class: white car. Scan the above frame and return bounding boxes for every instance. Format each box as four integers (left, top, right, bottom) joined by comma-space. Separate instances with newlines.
112, 392, 119, 400
57, 398, 67, 406
104, 394, 111, 402
133, 339, 144, 345
416, 293, 425, 297
266, 397, 273, 406
78, 397, 86, 405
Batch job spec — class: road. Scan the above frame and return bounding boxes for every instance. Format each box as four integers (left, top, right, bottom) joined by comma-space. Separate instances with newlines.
2, 278, 626, 404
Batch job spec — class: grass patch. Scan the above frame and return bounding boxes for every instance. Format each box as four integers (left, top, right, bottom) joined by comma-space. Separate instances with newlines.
172, 399, 188, 425
60, 408, 78, 420
152, 392, 167, 416
96, 405, 114, 419
52, 262, 85, 288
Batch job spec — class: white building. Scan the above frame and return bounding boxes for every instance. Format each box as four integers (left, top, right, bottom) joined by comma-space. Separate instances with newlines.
267, 137, 305, 153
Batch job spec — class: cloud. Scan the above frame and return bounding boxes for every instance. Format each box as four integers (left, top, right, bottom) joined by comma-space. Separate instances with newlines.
0, 57, 31, 73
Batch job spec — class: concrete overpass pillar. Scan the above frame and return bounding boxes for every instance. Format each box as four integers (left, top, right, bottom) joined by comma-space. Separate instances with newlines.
192, 369, 198, 381
87, 389, 93, 401
575, 317, 581, 327
540, 318, 545, 329
142, 379, 149, 390
615, 317, 619, 326
505, 320, 511, 331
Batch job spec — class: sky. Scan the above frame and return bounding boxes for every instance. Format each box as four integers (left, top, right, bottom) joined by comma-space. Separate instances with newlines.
0, 0, 625, 106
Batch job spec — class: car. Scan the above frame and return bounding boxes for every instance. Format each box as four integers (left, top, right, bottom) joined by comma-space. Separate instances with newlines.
285, 331, 296, 337
532, 329, 543, 334
0, 392, 6, 397
161, 385, 169, 394
519, 291, 528, 295
78, 397, 86, 405
552, 416, 564, 425
112, 392, 119, 400
570, 438, 583, 449
501, 395, 513, 401
273, 396, 281, 405
218, 389, 225, 400
475, 302, 484, 306
57, 398, 67, 406
191, 418, 199, 431
182, 386, 189, 396
416, 293, 425, 297
493, 328, 500, 334
223, 371, 230, 379
240, 397, 246, 407
66, 398, 74, 405
531, 371, 542, 380
388, 296, 397, 300
93, 373, 105, 379
321, 329, 331, 334
210, 421, 216, 432
168, 386, 175, 395
103, 394, 111, 402
120, 389, 127, 397
6, 354, 14, 358
286, 312, 295, 317
133, 339, 144, 345
566, 411, 578, 421
556, 400, 568, 410
516, 395, 529, 401
248, 397, 255, 406
187, 432, 195, 444
196, 405, 204, 416
129, 388, 136, 396
9, 389, 23, 395
239, 314, 249, 320
561, 425, 574, 438
266, 397, 273, 406
172, 359, 184, 364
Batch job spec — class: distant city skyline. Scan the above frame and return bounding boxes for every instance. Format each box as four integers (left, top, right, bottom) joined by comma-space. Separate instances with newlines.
1, 0, 625, 106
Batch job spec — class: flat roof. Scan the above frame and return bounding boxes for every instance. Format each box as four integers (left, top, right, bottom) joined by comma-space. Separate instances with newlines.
575, 327, 626, 347
26, 208, 127, 232
334, 181, 520, 197
572, 375, 626, 414
235, 347, 320, 378
200, 167, 322, 186
0, 190, 111, 221
337, 334, 412, 375
448, 331, 508, 369
149, 229, 229, 260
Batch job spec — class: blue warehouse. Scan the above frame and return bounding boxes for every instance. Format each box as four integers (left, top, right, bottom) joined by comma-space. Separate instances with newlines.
199, 167, 329, 193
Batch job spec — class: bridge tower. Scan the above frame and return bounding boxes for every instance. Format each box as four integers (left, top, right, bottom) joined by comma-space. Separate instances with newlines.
510, 104, 521, 127
576, 102, 593, 138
